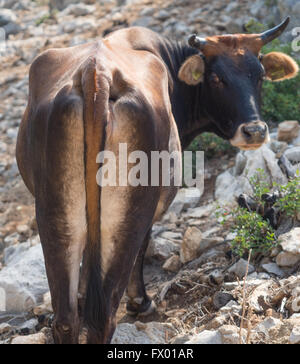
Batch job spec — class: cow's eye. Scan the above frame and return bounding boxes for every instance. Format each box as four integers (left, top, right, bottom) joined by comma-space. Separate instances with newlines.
210, 72, 222, 85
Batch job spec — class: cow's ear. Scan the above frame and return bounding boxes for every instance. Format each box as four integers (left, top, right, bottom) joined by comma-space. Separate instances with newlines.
178, 55, 205, 85
260, 52, 299, 82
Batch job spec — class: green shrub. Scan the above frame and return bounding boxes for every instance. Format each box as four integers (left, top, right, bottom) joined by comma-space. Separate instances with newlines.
187, 132, 237, 159
248, 168, 272, 203
218, 205, 276, 258
230, 208, 276, 257
35, 13, 52, 26
218, 169, 300, 258
274, 171, 300, 218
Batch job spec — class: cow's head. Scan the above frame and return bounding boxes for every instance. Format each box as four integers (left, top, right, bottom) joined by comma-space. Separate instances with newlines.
178, 17, 299, 150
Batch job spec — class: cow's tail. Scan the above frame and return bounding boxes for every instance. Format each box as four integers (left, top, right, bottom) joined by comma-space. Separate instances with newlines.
81, 58, 109, 342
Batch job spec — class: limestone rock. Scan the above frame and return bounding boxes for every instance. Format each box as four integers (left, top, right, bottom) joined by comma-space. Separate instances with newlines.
248, 281, 275, 313
168, 188, 202, 215
291, 297, 300, 313
228, 259, 255, 279
0, 287, 5, 311
180, 227, 202, 264
278, 121, 300, 143
185, 330, 222, 344
289, 326, 300, 344
284, 147, 300, 165
11, 332, 47, 344
0, 9, 17, 26
279, 228, 300, 255
255, 317, 282, 335
50, 0, 81, 11
276, 251, 300, 268
262, 263, 285, 278
33, 291, 52, 316
162, 255, 181, 273
112, 321, 175, 344
0, 244, 48, 312
218, 325, 247, 344
63, 3, 95, 16
146, 237, 179, 261
219, 300, 242, 316
184, 203, 215, 219
0, 323, 11, 335
215, 145, 287, 204
213, 292, 234, 310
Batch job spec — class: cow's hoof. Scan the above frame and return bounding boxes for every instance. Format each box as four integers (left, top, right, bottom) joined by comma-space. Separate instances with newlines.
138, 300, 157, 317
126, 299, 156, 317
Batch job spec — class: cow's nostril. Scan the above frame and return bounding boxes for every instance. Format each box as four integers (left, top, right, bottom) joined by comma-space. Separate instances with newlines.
242, 126, 252, 139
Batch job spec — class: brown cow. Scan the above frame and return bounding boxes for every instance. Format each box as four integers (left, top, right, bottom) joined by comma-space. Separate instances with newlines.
16, 17, 298, 344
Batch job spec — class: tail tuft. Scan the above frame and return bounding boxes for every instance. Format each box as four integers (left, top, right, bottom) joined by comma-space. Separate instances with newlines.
84, 245, 107, 342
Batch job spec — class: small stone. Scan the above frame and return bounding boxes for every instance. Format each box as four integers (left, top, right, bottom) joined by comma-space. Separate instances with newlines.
213, 292, 234, 310
278, 121, 300, 143
209, 270, 224, 285
228, 259, 255, 279
225, 2, 239, 13
156, 10, 169, 21
185, 330, 222, 344
248, 281, 274, 313
184, 204, 215, 219
162, 255, 181, 273
291, 297, 300, 313
160, 231, 182, 241
11, 332, 47, 344
168, 188, 202, 215
219, 300, 242, 316
262, 263, 285, 278
268, 140, 288, 155
19, 318, 38, 335
170, 333, 191, 344
180, 227, 202, 264
289, 326, 300, 344
16, 224, 30, 235
270, 246, 281, 258
279, 228, 300, 255
131, 16, 154, 28
276, 251, 300, 267
290, 314, 300, 320
0, 244, 48, 312
0, 8, 16, 26
0, 323, 11, 335
0, 287, 5, 311
112, 322, 175, 344
50, 0, 82, 11
218, 325, 247, 344
140, 7, 155, 17
206, 316, 227, 330
64, 3, 95, 16
255, 317, 281, 335
146, 237, 179, 261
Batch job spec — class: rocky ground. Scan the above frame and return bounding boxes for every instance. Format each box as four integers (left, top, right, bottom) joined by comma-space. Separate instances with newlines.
0, 0, 300, 344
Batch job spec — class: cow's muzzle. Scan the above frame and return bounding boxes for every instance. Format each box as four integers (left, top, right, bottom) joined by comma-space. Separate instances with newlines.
230, 121, 270, 150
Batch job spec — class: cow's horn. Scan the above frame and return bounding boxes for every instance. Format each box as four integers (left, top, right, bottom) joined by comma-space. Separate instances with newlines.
260, 17, 290, 45
188, 34, 207, 50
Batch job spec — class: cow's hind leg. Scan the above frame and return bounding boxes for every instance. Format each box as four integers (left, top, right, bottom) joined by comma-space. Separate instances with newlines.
126, 229, 156, 316
34, 86, 86, 344
94, 188, 159, 344
85, 97, 161, 343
